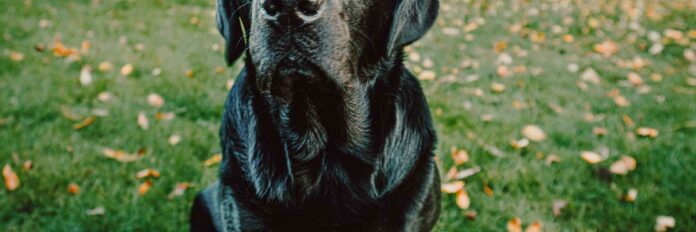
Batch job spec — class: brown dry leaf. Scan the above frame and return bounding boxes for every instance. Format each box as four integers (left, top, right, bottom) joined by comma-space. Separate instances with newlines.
68, 183, 80, 194
135, 168, 161, 179
465, 210, 477, 220
73, 116, 95, 130
497, 65, 510, 78
623, 115, 635, 127
511, 138, 529, 149
137, 112, 149, 130
491, 83, 506, 93
614, 95, 630, 107
610, 155, 637, 175
552, 200, 568, 216
120, 64, 134, 76
525, 221, 542, 232
9, 52, 25, 61
581, 68, 601, 84
147, 93, 165, 108
624, 188, 638, 202
581, 151, 604, 164
138, 180, 153, 196
155, 112, 175, 121
204, 154, 223, 166
168, 134, 181, 145
185, 69, 194, 78
507, 217, 522, 232
453, 167, 481, 180
594, 40, 619, 57
3, 164, 20, 191
441, 181, 464, 193
456, 189, 471, 209
418, 70, 436, 81
98, 62, 113, 72
522, 125, 547, 142
22, 161, 33, 171
52, 39, 79, 57
655, 216, 676, 232
593, 127, 608, 136
636, 127, 659, 138
483, 184, 494, 197
451, 149, 469, 165
81, 40, 90, 53
545, 154, 560, 165
168, 182, 191, 199
627, 72, 644, 86
102, 148, 140, 162
214, 66, 226, 74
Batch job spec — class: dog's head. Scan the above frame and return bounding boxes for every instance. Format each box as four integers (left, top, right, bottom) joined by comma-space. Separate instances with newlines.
217, 0, 438, 94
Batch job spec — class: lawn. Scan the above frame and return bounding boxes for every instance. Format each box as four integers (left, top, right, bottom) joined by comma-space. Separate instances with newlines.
1, 0, 695, 231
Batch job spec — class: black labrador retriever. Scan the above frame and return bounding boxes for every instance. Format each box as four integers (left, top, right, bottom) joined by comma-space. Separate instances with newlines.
191, 0, 440, 231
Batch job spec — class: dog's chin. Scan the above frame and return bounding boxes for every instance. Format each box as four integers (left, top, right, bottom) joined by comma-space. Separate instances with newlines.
264, 61, 328, 105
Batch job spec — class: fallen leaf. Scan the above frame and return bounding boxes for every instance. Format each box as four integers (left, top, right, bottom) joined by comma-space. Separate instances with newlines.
135, 168, 160, 179
73, 116, 95, 130
465, 210, 477, 220
581, 151, 604, 164
491, 83, 506, 93
522, 125, 547, 142
102, 148, 140, 162
614, 95, 630, 107
507, 217, 522, 232
98, 62, 113, 72
655, 216, 676, 232
137, 112, 149, 130
451, 149, 469, 165
441, 181, 464, 193
204, 154, 222, 166
418, 70, 436, 81
581, 68, 601, 84
85, 207, 105, 216
68, 183, 80, 194
155, 112, 175, 121
594, 40, 619, 57
138, 180, 152, 196
627, 72, 644, 86
185, 69, 194, 78
22, 161, 33, 171
456, 189, 471, 209
636, 127, 659, 138
453, 167, 481, 180
168, 182, 191, 199
525, 221, 542, 232
483, 184, 494, 197
511, 138, 529, 149
552, 200, 568, 216
9, 52, 25, 61
120, 64, 134, 76
97, 92, 112, 102
168, 134, 181, 145
610, 155, 638, 175
3, 164, 20, 191
624, 188, 638, 202
593, 127, 608, 136
147, 93, 165, 108
545, 154, 560, 165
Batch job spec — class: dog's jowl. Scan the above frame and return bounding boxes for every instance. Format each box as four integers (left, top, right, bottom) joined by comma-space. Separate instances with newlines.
191, 0, 440, 231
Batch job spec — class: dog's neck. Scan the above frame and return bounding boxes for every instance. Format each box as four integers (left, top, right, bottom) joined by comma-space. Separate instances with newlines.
244, 56, 401, 203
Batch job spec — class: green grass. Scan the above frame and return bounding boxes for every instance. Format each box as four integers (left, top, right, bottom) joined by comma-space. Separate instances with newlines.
1, 0, 695, 231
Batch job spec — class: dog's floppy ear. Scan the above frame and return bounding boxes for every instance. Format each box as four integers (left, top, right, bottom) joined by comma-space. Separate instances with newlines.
387, 0, 439, 55
217, 0, 250, 65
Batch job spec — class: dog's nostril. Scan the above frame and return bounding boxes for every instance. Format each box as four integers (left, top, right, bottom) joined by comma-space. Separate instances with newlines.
262, 0, 281, 16
297, 0, 322, 16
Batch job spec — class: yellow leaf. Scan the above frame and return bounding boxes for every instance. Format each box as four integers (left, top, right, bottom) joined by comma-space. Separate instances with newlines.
522, 125, 547, 142
636, 127, 659, 138
3, 164, 20, 191
655, 216, 676, 232
147, 93, 165, 108
491, 83, 506, 93
593, 40, 618, 57
102, 148, 140, 162
68, 183, 80, 194
120, 64, 134, 76
204, 154, 223, 166
525, 221, 542, 232
451, 149, 469, 165
138, 180, 152, 196
610, 155, 637, 175
9, 52, 25, 61
624, 188, 638, 202
441, 181, 464, 193
507, 217, 522, 232
98, 62, 113, 72
456, 189, 471, 209
168, 182, 191, 199
135, 168, 161, 179
581, 151, 604, 164
418, 70, 436, 81
73, 116, 95, 130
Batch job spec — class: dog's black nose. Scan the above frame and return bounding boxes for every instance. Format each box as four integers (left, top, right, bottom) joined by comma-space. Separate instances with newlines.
261, 0, 325, 26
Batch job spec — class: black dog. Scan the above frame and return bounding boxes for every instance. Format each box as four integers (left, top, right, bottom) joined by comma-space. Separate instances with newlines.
191, 0, 440, 231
